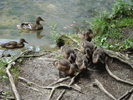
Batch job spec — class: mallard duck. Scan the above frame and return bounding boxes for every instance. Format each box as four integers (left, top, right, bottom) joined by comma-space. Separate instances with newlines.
78, 29, 93, 41
76, 55, 88, 71
53, 58, 78, 77
0, 38, 28, 49
17, 17, 44, 30
80, 40, 95, 59
92, 46, 105, 64
61, 46, 76, 63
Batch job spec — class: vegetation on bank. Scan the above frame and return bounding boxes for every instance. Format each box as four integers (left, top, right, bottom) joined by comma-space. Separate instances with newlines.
51, 0, 133, 50
90, 0, 133, 50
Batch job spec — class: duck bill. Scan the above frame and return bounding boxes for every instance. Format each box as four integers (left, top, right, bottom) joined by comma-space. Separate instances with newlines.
24, 41, 28, 44
41, 19, 44, 21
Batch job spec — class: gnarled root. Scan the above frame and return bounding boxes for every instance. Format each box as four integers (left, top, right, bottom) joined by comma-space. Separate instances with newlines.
93, 79, 116, 100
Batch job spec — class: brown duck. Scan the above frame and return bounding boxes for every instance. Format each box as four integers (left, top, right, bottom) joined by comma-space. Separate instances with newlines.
53, 58, 78, 77
78, 29, 93, 41
76, 55, 88, 71
17, 17, 44, 30
0, 38, 28, 49
80, 40, 95, 59
61, 46, 76, 63
92, 46, 105, 64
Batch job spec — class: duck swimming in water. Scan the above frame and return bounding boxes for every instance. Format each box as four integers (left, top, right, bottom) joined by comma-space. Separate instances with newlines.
17, 17, 44, 30
0, 38, 28, 49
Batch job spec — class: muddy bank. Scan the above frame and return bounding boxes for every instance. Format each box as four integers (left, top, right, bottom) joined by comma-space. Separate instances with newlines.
14, 50, 133, 100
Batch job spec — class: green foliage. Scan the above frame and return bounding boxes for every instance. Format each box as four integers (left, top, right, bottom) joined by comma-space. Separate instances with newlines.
90, 0, 133, 50
50, 22, 61, 40
92, 35, 132, 50
110, 0, 133, 19
0, 61, 8, 80
50, 22, 79, 46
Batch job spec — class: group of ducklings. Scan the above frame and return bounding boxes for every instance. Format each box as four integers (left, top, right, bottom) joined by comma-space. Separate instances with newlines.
53, 29, 106, 77
0, 17, 44, 50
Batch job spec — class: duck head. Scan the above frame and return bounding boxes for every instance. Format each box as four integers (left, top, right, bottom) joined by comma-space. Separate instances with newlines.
20, 38, 28, 44
37, 17, 44, 22
92, 47, 105, 64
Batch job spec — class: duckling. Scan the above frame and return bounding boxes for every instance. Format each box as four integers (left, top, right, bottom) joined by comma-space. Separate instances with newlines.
17, 17, 44, 30
76, 55, 88, 71
61, 46, 76, 63
0, 38, 28, 49
53, 58, 78, 77
56, 38, 65, 48
78, 29, 93, 41
80, 40, 95, 59
92, 46, 105, 64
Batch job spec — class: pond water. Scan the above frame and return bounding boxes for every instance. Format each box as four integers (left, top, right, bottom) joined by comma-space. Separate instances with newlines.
0, 0, 126, 55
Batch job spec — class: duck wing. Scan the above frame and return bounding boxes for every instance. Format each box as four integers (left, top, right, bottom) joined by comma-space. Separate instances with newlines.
21, 22, 33, 30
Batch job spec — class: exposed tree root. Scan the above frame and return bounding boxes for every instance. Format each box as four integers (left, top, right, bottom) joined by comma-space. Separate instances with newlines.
56, 72, 81, 100
105, 49, 133, 69
20, 82, 41, 93
19, 72, 81, 100
93, 79, 117, 100
61, 35, 81, 46
105, 63, 133, 86
19, 51, 51, 58
6, 63, 21, 100
118, 88, 133, 100
5, 50, 34, 100
18, 76, 46, 89
45, 84, 82, 100
48, 76, 71, 86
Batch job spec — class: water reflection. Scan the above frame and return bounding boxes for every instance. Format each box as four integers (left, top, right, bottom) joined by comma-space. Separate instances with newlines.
19, 30, 45, 39
1, 0, 127, 55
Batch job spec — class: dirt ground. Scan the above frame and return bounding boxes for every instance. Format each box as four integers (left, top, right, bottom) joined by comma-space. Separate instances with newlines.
8, 49, 132, 100
0, 48, 133, 100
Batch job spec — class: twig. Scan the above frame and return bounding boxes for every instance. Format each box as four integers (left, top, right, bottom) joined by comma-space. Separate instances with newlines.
19, 76, 81, 100
105, 63, 133, 86
18, 76, 46, 89
20, 82, 41, 92
48, 76, 71, 86
6, 63, 21, 100
46, 83, 82, 100
44, 84, 82, 93
118, 88, 133, 100
93, 79, 116, 100
5, 50, 32, 100
61, 35, 81, 46
8, 50, 32, 63
19, 52, 50, 58
105, 49, 133, 69
56, 72, 80, 100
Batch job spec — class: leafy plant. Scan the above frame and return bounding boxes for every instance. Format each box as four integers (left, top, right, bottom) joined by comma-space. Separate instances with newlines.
90, 0, 133, 50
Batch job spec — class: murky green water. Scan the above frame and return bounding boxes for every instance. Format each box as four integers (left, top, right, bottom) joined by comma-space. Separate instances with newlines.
0, 0, 125, 55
